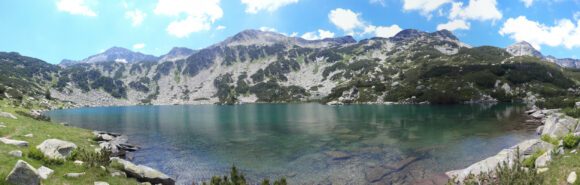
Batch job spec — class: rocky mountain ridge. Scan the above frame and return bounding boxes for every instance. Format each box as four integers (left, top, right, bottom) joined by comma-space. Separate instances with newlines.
506, 41, 580, 69
1, 29, 579, 107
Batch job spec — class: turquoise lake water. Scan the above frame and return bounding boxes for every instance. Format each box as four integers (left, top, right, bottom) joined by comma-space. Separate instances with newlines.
46, 103, 537, 185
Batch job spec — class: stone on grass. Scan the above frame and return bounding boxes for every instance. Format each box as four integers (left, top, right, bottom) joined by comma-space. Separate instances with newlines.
65, 172, 85, 178
94, 182, 110, 185
535, 150, 552, 168
0, 138, 28, 147
111, 171, 127, 177
111, 157, 175, 185
568, 171, 577, 184
23, 134, 33, 138
5, 160, 40, 185
74, 160, 84, 166
9, 150, 22, 158
37, 166, 54, 180
0, 112, 17, 119
36, 139, 77, 159
536, 168, 549, 174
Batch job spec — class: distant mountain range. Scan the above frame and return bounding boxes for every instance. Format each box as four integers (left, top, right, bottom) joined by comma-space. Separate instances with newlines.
0, 29, 579, 107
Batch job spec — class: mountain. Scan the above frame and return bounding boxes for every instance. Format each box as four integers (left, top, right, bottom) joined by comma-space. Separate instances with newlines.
159, 47, 196, 62
60, 47, 159, 67
505, 41, 580, 69
506, 41, 543, 58
0, 29, 579, 107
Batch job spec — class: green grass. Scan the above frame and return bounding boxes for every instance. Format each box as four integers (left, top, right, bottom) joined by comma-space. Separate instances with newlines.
544, 152, 580, 185
541, 135, 560, 146
0, 99, 139, 185
523, 149, 545, 168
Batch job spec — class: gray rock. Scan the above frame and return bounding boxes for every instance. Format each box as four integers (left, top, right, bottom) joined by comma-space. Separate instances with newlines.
74, 160, 84, 166
324, 151, 352, 160
95, 182, 110, 185
536, 126, 544, 135
0, 112, 17, 119
36, 139, 77, 159
65, 172, 85, 178
0, 138, 29, 147
111, 171, 127, 177
23, 134, 33, 138
535, 150, 552, 168
37, 166, 54, 180
531, 111, 545, 119
542, 115, 578, 138
446, 139, 540, 181
536, 168, 549, 174
568, 172, 577, 184
5, 160, 41, 185
575, 102, 580, 109
111, 157, 175, 185
9, 150, 22, 158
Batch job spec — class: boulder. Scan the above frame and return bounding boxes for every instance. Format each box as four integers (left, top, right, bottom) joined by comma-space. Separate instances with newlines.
0, 138, 28, 147
111, 157, 175, 185
5, 160, 41, 185
9, 150, 22, 158
111, 171, 127, 177
37, 166, 54, 180
23, 134, 33, 138
36, 139, 77, 159
542, 115, 578, 138
535, 150, 552, 168
531, 111, 544, 119
446, 139, 539, 181
568, 171, 577, 184
65, 172, 85, 178
575, 102, 580, 109
74, 160, 84, 166
95, 182, 110, 185
0, 112, 17, 119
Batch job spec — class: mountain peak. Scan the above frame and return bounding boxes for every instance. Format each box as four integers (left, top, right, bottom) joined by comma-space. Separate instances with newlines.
506, 41, 543, 58
159, 47, 196, 62
431, 29, 458, 40
392, 29, 425, 40
60, 46, 158, 67
104, 47, 133, 54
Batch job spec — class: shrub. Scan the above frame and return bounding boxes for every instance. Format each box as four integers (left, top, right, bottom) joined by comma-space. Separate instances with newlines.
202, 166, 286, 185
541, 135, 559, 146
69, 148, 112, 167
563, 108, 580, 118
563, 134, 579, 149
27, 147, 64, 166
522, 150, 544, 168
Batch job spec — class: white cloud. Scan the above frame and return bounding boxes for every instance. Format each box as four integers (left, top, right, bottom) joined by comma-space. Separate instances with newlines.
437, 19, 470, 31
364, 25, 403, 38
301, 29, 335, 40
241, 0, 298, 14
329, 8, 365, 34
154, 0, 223, 38
125, 9, 146, 27
216, 25, 226, 30
449, 0, 502, 22
132, 43, 146, 50
499, 16, 580, 50
369, 0, 386, 6
520, 0, 534, 7
56, 0, 97, 17
328, 8, 401, 38
259, 27, 277, 32
402, 0, 452, 14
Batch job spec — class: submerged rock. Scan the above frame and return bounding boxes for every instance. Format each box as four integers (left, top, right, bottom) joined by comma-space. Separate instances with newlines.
324, 151, 352, 160
5, 160, 41, 185
111, 157, 175, 185
37, 139, 77, 159
0, 138, 29, 147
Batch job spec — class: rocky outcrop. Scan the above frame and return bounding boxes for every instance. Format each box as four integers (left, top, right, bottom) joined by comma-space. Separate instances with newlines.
541, 114, 579, 138
36, 139, 77, 159
5, 160, 41, 185
506, 41, 543, 59
111, 157, 175, 185
94, 131, 139, 158
0, 138, 28, 147
534, 150, 552, 168
446, 139, 542, 181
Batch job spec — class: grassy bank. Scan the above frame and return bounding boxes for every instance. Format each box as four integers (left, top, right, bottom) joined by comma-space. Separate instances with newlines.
0, 99, 139, 185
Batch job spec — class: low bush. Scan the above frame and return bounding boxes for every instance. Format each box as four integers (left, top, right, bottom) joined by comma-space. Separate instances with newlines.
563, 134, 579, 149
27, 147, 64, 166
68, 148, 112, 167
563, 108, 580, 118
541, 135, 559, 146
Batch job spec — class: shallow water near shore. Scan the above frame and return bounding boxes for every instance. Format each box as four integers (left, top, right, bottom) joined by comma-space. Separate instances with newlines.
47, 103, 537, 184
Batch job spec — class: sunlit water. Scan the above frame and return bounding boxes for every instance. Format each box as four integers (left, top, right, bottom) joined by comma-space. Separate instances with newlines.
47, 103, 537, 185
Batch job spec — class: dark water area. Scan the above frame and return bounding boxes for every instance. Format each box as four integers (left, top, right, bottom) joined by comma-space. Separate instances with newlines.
47, 103, 537, 184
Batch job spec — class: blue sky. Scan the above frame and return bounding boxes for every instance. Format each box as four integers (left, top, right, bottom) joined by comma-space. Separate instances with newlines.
1, 0, 580, 64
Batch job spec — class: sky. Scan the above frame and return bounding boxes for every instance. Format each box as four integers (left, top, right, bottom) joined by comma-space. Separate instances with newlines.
1, 0, 580, 64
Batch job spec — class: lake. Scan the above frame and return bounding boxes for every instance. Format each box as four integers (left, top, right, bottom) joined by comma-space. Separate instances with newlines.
46, 103, 537, 185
